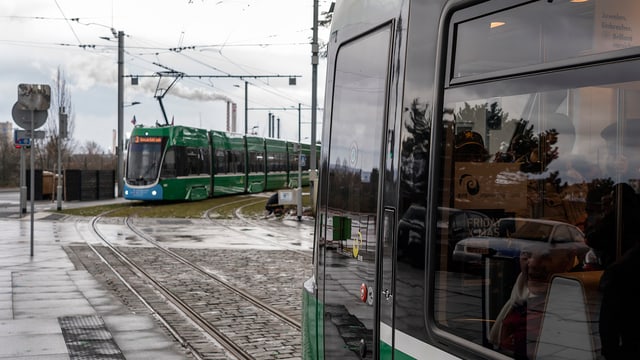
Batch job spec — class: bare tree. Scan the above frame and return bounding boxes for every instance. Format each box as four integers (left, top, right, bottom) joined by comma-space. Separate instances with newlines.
75, 140, 113, 170
0, 129, 21, 187
83, 140, 103, 155
41, 67, 76, 172
312, 4, 333, 58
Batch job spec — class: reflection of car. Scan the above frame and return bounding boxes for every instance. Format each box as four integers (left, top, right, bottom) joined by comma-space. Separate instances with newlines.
397, 205, 427, 266
397, 205, 493, 266
452, 218, 589, 265
438, 207, 493, 246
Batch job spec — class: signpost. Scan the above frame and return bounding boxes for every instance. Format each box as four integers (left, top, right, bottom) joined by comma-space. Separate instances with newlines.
11, 83, 50, 257
15, 129, 45, 141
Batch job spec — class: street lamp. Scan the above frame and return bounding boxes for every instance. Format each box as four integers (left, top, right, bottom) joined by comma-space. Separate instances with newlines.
97, 27, 130, 197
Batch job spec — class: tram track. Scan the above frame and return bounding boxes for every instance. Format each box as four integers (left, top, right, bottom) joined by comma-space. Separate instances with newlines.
72, 210, 307, 360
124, 216, 302, 331
204, 195, 313, 258
86, 214, 234, 359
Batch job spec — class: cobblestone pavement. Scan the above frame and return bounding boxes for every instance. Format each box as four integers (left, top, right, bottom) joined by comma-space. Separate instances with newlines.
0, 189, 316, 359
71, 216, 313, 359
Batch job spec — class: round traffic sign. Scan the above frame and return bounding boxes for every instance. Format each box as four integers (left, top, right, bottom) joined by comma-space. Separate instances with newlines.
11, 102, 48, 130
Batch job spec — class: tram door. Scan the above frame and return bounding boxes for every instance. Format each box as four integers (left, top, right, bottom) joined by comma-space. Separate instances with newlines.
318, 24, 394, 359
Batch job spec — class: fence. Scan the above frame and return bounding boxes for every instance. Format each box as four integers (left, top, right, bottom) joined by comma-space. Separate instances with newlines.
26, 169, 115, 201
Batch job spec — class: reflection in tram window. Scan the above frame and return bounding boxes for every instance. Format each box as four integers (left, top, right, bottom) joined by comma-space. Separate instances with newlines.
435, 78, 640, 358
316, 26, 392, 359
305, 0, 640, 359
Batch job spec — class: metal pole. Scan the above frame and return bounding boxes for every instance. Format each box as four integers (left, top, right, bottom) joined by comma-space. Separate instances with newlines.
117, 30, 124, 197
244, 81, 248, 134
310, 0, 319, 204
29, 110, 35, 257
298, 103, 302, 145
20, 146, 26, 215
57, 107, 63, 210
297, 103, 302, 221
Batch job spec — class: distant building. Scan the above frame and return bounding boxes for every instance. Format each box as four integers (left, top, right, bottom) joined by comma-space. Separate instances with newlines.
0, 122, 12, 142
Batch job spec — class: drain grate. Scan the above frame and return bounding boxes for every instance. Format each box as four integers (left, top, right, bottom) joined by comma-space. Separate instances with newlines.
42, 213, 66, 221
58, 315, 125, 360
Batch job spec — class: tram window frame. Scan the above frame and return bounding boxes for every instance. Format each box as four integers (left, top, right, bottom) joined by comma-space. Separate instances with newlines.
447, 0, 640, 86
431, 0, 640, 358
318, 22, 393, 360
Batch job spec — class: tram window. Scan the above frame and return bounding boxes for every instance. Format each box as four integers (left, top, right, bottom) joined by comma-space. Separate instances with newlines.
268, 152, 285, 172
289, 153, 298, 172
214, 149, 226, 174
435, 60, 640, 357
169, 146, 208, 176
317, 25, 391, 359
249, 151, 264, 173
453, 0, 640, 80
231, 150, 245, 173
199, 148, 211, 175
160, 148, 176, 178
129, 141, 164, 182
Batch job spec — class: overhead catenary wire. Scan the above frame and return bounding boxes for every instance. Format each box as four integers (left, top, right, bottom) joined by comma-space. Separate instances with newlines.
2, 1, 328, 144
3, 9, 317, 110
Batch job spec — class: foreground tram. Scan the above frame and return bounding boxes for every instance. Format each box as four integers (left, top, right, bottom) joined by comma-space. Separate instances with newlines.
123, 125, 315, 201
303, 0, 640, 359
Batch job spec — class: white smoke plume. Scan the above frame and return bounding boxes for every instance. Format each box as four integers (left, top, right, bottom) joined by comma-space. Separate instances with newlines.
135, 76, 233, 103
65, 55, 233, 103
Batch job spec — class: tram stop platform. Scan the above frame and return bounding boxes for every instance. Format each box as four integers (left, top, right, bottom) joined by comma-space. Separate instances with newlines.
0, 194, 190, 359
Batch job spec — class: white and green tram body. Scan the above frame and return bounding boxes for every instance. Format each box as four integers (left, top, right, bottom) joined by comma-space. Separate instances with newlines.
304, 0, 640, 359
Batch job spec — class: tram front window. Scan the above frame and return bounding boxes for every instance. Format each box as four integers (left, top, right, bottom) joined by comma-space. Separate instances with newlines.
126, 141, 163, 184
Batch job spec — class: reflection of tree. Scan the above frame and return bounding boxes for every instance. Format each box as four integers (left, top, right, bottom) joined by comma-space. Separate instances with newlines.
494, 119, 559, 173
400, 99, 431, 199
328, 156, 378, 213
455, 101, 507, 131
406, 99, 431, 144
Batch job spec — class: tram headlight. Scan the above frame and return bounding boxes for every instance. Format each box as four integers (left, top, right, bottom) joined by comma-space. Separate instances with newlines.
124, 190, 128, 196
152, 190, 157, 196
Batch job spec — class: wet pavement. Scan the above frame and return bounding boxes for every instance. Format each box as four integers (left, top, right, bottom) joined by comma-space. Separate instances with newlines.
0, 194, 192, 359
0, 188, 316, 359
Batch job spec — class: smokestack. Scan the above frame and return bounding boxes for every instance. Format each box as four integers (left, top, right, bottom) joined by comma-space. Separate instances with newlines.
112, 129, 117, 155
232, 103, 237, 132
226, 101, 230, 132
270, 113, 274, 137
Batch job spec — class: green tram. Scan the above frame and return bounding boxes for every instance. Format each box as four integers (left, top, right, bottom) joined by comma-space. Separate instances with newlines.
123, 125, 315, 201
303, 0, 640, 359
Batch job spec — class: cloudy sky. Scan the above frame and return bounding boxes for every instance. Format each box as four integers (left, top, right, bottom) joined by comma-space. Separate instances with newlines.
1, 0, 330, 152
